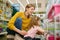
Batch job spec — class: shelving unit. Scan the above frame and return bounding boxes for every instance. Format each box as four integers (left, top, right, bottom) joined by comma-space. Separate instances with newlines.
0, 0, 12, 21
0, 32, 7, 35
0, 0, 12, 40
45, 0, 60, 40
0, 19, 9, 21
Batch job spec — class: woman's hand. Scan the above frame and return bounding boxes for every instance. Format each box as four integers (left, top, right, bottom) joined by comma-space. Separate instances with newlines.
13, 27, 27, 36
20, 30, 27, 35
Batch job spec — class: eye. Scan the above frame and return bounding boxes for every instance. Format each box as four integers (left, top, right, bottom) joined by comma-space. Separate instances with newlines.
31, 8, 34, 10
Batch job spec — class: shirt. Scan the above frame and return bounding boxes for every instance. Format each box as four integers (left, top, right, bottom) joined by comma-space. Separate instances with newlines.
24, 26, 39, 38
8, 12, 31, 31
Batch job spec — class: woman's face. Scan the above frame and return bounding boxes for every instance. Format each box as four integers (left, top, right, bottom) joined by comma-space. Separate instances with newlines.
27, 7, 35, 16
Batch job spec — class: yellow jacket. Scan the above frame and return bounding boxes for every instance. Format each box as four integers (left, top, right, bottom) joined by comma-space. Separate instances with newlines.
8, 12, 31, 31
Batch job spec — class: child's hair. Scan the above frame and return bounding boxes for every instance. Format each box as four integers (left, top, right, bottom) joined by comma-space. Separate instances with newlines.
29, 15, 40, 28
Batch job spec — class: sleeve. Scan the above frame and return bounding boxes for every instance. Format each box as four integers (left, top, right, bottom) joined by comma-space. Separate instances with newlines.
8, 12, 22, 30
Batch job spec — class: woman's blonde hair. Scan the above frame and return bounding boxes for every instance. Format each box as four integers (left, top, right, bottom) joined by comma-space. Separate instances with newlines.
29, 15, 40, 28
25, 4, 35, 11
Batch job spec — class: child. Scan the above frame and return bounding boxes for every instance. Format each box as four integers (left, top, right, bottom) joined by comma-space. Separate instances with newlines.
24, 15, 47, 40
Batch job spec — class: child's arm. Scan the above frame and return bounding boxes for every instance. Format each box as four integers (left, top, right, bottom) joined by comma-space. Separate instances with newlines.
37, 27, 45, 35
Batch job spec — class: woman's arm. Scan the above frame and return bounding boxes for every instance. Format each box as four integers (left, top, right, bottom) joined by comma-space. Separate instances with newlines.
8, 12, 27, 35
14, 28, 27, 35
8, 12, 20, 30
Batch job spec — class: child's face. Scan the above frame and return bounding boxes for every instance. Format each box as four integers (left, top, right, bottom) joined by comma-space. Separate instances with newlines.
37, 20, 40, 26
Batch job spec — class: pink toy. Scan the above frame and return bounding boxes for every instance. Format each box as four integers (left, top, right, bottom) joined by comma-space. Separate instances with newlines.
56, 33, 60, 40
48, 34, 55, 40
48, 4, 60, 21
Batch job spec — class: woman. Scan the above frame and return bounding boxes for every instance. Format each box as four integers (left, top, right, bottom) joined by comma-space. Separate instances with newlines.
7, 4, 35, 40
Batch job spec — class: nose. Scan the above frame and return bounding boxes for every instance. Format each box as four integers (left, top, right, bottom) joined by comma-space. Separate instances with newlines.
32, 10, 34, 12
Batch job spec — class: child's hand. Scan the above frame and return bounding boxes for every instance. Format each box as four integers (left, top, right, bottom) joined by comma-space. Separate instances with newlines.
44, 31, 50, 37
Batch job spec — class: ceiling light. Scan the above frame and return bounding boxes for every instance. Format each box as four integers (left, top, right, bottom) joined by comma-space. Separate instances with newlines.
26, 0, 29, 4
17, 0, 25, 10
